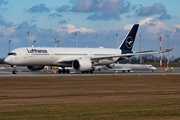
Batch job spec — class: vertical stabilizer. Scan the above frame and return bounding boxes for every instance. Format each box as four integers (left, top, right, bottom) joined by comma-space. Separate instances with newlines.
119, 24, 139, 52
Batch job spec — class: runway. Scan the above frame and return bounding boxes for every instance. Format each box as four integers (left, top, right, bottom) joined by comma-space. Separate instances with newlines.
0, 67, 180, 77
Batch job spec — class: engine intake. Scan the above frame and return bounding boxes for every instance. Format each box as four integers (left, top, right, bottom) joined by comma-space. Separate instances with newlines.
72, 59, 92, 71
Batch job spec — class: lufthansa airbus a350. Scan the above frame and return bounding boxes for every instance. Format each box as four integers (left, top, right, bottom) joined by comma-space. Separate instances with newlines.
4, 24, 175, 74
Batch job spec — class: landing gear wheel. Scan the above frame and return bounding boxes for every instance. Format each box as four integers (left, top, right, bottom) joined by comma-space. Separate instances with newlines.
81, 70, 94, 74
66, 69, 70, 74
12, 70, 17, 74
58, 69, 70, 74
58, 69, 62, 73
62, 69, 66, 74
90, 70, 94, 73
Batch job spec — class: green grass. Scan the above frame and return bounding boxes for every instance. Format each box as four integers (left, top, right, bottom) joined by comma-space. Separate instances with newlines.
0, 75, 180, 120
1, 100, 180, 120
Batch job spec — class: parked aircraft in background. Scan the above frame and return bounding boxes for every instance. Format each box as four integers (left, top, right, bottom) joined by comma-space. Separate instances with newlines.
4, 24, 175, 74
95, 63, 157, 72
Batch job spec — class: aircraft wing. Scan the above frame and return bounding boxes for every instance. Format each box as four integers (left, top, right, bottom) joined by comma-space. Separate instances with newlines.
57, 45, 176, 64
163, 44, 176, 53
91, 44, 176, 61
57, 50, 157, 64
91, 50, 158, 60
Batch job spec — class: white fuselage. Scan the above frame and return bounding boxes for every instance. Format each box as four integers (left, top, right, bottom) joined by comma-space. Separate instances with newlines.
4, 47, 121, 66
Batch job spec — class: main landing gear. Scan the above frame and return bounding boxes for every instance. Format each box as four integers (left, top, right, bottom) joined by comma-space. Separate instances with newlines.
81, 69, 94, 74
58, 68, 70, 74
57, 68, 94, 74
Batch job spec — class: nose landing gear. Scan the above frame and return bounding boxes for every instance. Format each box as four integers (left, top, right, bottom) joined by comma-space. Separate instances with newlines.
12, 65, 17, 74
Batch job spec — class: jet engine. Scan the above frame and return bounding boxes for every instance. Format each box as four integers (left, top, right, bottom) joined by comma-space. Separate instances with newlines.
27, 66, 45, 71
72, 59, 92, 71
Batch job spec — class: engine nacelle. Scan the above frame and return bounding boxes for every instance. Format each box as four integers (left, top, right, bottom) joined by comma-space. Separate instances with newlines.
27, 66, 44, 71
72, 59, 92, 71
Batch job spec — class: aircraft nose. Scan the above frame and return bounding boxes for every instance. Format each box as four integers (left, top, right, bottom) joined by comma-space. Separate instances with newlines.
4, 57, 11, 64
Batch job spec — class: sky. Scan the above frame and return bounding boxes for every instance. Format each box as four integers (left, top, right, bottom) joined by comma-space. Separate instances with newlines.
0, 0, 180, 59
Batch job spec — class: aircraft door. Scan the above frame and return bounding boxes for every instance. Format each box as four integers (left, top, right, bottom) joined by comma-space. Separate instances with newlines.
23, 50, 28, 58
50, 50, 54, 59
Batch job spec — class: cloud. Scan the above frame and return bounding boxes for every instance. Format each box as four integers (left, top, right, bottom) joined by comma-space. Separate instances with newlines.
27, 4, 50, 13
135, 3, 172, 20
173, 24, 180, 40
0, 0, 8, 5
11, 38, 21, 44
0, 15, 6, 26
137, 17, 169, 35
71, 0, 130, 13
29, 16, 36, 24
57, 24, 95, 33
1, 22, 39, 40
124, 17, 175, 36
136, 3, 165, 16
56, 5, 70, 12
1, 25, 16, 36
123, 17, 155, 31
123, 24, 134, 31
159, 11, 172, 20
174, 24, 180, 29
16, 21, 36, 31
0, 21, 56, 47
48, 13, 63, 19
87, 13, 121, 21
122, 18, 179, 57
0, 15, 12, 26
58, 20, 67, 24
137, 17, 154, 26
1, 16, 180, 58
58, 0, 130, 21
142, 20, 169, 35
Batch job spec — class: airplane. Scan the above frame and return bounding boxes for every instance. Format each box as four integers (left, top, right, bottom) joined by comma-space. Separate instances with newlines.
4, 24, 175, 74
95, 63, 157, 73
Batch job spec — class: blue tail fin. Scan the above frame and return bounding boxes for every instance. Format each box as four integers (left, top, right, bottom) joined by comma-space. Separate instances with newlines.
119, 24, 139, 53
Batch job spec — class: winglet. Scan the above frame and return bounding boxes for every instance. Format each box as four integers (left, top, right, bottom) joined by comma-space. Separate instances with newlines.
162, 44, 176, 53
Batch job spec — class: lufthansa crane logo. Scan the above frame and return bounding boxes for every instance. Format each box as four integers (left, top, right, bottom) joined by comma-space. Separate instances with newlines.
125, 37, 133, 49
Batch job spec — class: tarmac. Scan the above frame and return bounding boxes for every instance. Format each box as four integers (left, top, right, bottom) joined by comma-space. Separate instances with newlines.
0, 65, 179, 77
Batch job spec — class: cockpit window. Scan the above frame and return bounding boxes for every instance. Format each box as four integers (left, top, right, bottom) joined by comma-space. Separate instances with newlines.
8, 52, 17, 56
